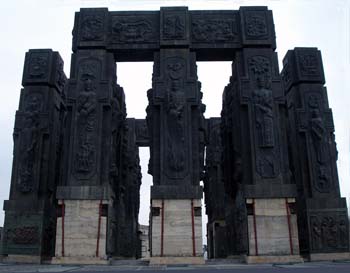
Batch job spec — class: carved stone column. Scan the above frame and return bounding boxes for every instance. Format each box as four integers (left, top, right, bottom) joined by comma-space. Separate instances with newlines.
221, 7, 302, 263
147, 33, 205, 262
53, 8, 128, 263
2, 49, 67, 263
282, 47, 350, 260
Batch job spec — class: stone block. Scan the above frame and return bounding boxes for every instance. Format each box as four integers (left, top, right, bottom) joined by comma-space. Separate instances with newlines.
55, 200, 107, 259
151, 199, 202, 259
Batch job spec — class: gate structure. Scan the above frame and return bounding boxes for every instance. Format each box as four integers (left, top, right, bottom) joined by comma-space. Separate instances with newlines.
1, 6, 349, 264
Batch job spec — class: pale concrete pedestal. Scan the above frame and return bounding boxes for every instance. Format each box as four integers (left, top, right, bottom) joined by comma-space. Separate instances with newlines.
245, 255, 303, 264
308, 252, 350, 261
246, 198, 301, 263
53, 200, 108, 264
2, 255, 43, 264
150, 199, 203, 264
150, 256, 205, 265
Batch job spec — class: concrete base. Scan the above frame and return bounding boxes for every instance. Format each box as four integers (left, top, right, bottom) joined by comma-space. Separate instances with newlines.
151, 199, 203, 257
55, 200, 108, 260
149, 256, 205, 265
2, 255, 42, 264
51, 256, 109, 265
247, 198, 300, 256
308, 252, 350, 261
245, 255, 304, 264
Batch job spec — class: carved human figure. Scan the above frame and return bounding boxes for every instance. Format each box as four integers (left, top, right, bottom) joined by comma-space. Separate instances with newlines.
310, 109, 327, 164
75, 71, 97, 173
253, 76, 274, 148
311, 217, 322, 250
321, 217, 337, 249
166, 80, 185, 171
18, 95, 42, 192
338, 217, 348, 248
165, 59, 186, 172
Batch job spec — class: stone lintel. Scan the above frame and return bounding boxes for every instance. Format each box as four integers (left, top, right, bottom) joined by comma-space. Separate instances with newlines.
56, 186, 110, 200
151, 185, 203, 199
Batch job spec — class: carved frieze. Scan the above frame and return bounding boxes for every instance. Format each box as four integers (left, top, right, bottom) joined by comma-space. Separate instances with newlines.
310, 212, 349, 252
9, 226, 39, 245
111, 15, 158, 44
191, 15, 238, 43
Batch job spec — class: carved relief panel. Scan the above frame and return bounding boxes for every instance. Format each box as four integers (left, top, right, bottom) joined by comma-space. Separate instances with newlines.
191, 12, 239, 44
309, 211, 349, 252
248, 55, 279, 178
72, 60, 101, 181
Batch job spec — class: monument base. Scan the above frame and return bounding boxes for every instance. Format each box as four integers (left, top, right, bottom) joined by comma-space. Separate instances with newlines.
247, 198, 300, 256
2, 255, 43, 264
54, 199, 108, 262
245, 255, 304, 264
150, 199, 203, 262
149, 256, 205, 265
307, 252, 350, 261
51, 256, 109, 265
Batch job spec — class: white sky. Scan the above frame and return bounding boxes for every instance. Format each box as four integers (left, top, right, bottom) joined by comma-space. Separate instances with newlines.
0, 0, 349, 245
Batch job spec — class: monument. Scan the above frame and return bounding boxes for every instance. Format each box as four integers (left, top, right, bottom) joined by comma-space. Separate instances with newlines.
1, 6, 349, 265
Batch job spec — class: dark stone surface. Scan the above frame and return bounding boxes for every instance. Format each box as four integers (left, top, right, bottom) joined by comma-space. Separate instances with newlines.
282, 47, 349, 255
72, 6, 275, 61
204, 118, 227, 258
2, 49, 67, 258
108, 118, 141, 258
147, 48, 205, 199
221, 46, 295, 256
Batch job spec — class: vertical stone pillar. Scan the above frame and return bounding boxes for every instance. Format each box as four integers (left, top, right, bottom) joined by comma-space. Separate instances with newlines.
53, 8, 127, 263
147, 8, 205, 263
2, 49, 67, 263
148, 47, 204, 264
204, 118, 227, 259
282, 47, 350, 260
221, 7, 302, 263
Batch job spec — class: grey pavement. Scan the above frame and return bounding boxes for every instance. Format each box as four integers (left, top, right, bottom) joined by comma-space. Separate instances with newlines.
0, 261, 350, 273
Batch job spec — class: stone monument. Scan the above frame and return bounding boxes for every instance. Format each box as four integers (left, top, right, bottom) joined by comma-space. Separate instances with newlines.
1, 6, 349, 265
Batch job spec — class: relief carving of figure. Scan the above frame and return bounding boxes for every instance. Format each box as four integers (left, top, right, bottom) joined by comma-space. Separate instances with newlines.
311, 216, 322, 250
75, 67, 97, 174
250, 56, 274, 148
18, 95, 42, 193
166, 58, 186, 172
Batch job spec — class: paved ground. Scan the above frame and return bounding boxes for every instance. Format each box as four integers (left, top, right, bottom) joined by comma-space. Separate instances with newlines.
1, 261, 350, 273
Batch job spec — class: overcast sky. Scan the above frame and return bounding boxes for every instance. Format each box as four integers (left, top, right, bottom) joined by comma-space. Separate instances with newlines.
0, 0, 349, 243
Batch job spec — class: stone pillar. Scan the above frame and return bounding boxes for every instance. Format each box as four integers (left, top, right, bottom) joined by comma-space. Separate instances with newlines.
282, 47, 350, 261
204, 118, 227, 258
147, 8, 205, 263
53, 8, 128, 264
221, 7, 302, 263
2, 49, 67, 263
